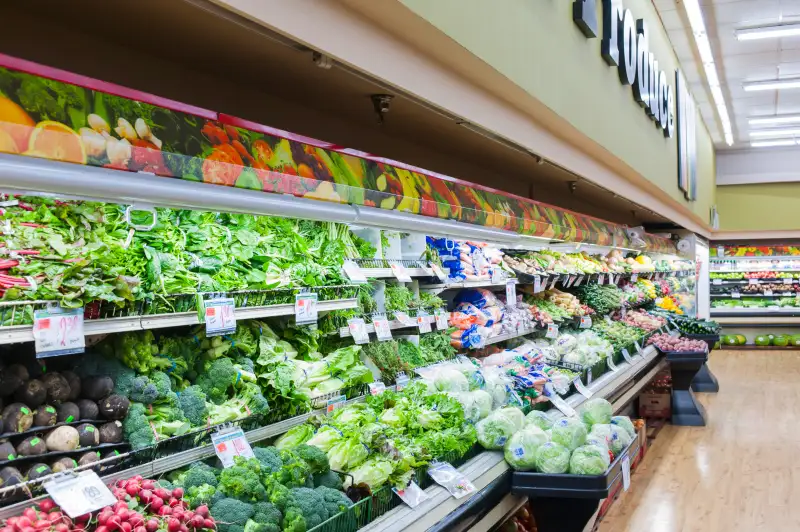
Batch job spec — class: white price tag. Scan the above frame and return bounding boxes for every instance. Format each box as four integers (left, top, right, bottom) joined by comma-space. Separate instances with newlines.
598, 273, 605, 285
634, 341, 643, 354
506, 279, 518, 307
33, 308, 85, 358
347, 318, 370, 344
549, 394, 577, 417
712, 279, 722, 285
390, 263, 412, 282
295, 292, 318, 325
575, 275, 585, 286
731, 292, 741, 299
622, 454, 631, 491
567, 275, 576, 287
417, 312, 432, 333
748, 279, 759, 285
427, 462, 476, 499
491, 268, 504, 284
204, 298, 237, 336
368, 381, 386, 396
533, 275, 543, 293
631, 273, 638, 282
394, 311, 416, 327
44, 471, 116, 518
764, 290, 773, 296
785, 292, 794, 296
430, 263, 447, 282
393, 481, 429, 508
546, 324, 559, 339
342, 260, 367, 283
326, 394, 346, 413
373, 316, 393, 341
784, 278, 794, 285
580, 316, 592, 329
395, 372, 409, 391
211, 427, 255, 468
717, 246, 725, 257
550, 276, 558, 289
573, 377, 593, 398
607, 357, 619, 372
622, 348, 633, 363
620, 305, 627, 319
435, 309, 449, 330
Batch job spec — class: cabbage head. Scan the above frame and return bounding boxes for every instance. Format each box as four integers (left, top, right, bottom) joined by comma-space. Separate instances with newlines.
578, 398, 613, 427
496, 407, 526, 432
611, 416, 636, 439
476, 409, 519, 449
533, 442, 571, 474
434, 368, 470, 392
471, 390, 494, 420
569, 445, 611, 475
458, 390, 493, 423
379, 407, 406, 428
584, 435, 609, 454
550, 417, 587, 451
503, 426, 550, 471
607, 424, 633, 456
525, 411, 554, 431
588, 423, 613, 444
306, 425, 343, 452
327, 438, 369, 470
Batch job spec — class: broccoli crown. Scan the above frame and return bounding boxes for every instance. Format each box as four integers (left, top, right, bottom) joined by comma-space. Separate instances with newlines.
253, 447, 282, 475
150, 371, 174, 398
210, 490, 226, 507
313, 470, 343, 490
183, 465, 219, 490
122, 402, 156, 449
286, 487, 329, 530
239, 383, 270, 417
130, 376, 159, 404
293, 445, 329, 475
236, 357, 256, 373
177, 386, 209, 426
185, 484, 217, 508
210, 498, 254, 532
243, 520, 277, 532
197, 358, 238, 404
315, 486, 352, 517
252, 501, 282, 531
276, 450, 312, 489
219, 457, 267, 502
263, 478, 291, 513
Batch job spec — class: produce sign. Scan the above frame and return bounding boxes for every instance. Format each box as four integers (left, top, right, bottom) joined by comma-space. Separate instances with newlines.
0, 54, 679, 252
711, 245, 800, 257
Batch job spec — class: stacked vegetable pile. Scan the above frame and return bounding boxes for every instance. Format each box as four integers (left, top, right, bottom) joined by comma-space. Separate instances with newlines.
615, 309, 665, 331
427, 238, 507, 283
532, 331, 613, 368
360, 333, 455, 383
591, 320, 646, 351
668, 316, 720, 336
570, 285, 623, 316
646, 333, 708, 353
272, 380, 478, 491
0, 475, 215, 532
383, 284, 443, 316
0, 363, 130, 485
0, 196, 372, 312
161, 444, 355, 532
525, 289, 593, 318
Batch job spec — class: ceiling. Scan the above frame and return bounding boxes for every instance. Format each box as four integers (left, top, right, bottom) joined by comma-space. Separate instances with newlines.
655, 0, 800, 150
0, 0, 673, 227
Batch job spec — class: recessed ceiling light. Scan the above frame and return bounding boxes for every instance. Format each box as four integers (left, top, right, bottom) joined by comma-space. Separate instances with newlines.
751, 139, 797, 148
743, 78, 800, 91
749, 114, 800, 126
749, 128, 800, 138
736, 24, 800, 41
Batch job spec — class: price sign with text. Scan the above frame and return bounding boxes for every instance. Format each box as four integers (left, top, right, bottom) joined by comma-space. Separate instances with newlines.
34, 307, 86, 358
44, 471, 116, 518
764, 289, 774, 296
598, 274, 605, 285
295, 293, 318, 325
347, 318, 370, 344
712, 278, 722, 285
731, 292, 741, 299
390, 263, 412, 282
491, 268, 504, 284
373, 316, 393, 341
575, 275, 584, 286
417, 312, 432, 333
546, 324, 559, 339
212, 427, 255, 468
204, 298, 237, 337
434, 309, 449, 330
394, 311, 416, 327
342, 260, 367, 283
533, 275, 543, 293
784, 278, 794, 285
573, 377, 593, 398
548, 394, 577, 418
326, 395, 347, 413
549, 276, 558, 289
580, 316, 592, 329
368, 381, 386, 396
622, 454, 631, 491
607, 357, 619, 372
621, 348, 633, 363
506, 279, 518, 307
395, 372, 409, 391
430, 263, 447, 282
748, 279, 759, 285
631, 273, 638, 282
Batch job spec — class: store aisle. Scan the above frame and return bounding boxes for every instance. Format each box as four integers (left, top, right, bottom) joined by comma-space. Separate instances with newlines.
598, 350, 800, 532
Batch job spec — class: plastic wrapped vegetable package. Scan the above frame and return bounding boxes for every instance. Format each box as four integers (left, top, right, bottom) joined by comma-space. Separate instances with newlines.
525, 410, 554, 431
476, 407, 525, 449
503, 425, 550, 471
579, 397, 613, 427
550, 417, 588, 451
456, 390, 494, 423
611, 415, 636, 439
569, 444, 611, 475
533, 442, 571, 474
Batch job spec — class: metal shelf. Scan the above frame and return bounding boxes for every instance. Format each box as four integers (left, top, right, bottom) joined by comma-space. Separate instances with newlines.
711, 256, 800, 261
0, 298, 358, 345
479, 326, 539, 347
360, 267, 435, 279
715, 316, 800, 326
338, 314, 437, 337
710, 293, 795, 298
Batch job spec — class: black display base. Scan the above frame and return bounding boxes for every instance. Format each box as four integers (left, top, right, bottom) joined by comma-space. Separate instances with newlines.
528, 497, 600, 532
691, 363, 719, 393
668, 352, 709, 426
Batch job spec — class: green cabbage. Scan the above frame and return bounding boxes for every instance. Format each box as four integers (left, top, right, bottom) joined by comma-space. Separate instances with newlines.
608, 424, 633, 456
550, 417, 587, 451
434, 368, 470, 392
457, 390, 494, 423
611, 416, 636, 438
476, 409, 520, 449
306, 425, 343, 452
578, 398, 613, 427
496, 407, 526, 432
525, 411, 554, 431
569, 444, 610, 475
588, 423, 613, 444
344, 457, 393, 489
504, 425, 549, 471
533, 442, 571, 474
379, 407, 406, 427
327, 438, 369, 470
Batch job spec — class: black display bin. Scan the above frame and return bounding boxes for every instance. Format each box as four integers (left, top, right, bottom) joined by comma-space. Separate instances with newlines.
686, 334, 720, 393
661, 349, 709, 426
511, 434, 641, 532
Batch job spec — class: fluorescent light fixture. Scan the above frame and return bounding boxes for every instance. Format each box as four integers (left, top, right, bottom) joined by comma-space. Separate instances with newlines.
751, 139, 797, 148
744, 78, 800, 91
736, 23, 800, 41
749, 128, 800, 138
749, 114, 800, 126
682, 0, 734, 146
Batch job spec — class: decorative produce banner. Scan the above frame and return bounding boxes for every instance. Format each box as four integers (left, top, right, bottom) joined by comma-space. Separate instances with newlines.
712, 245, 800, 257
0, 55, 678, 254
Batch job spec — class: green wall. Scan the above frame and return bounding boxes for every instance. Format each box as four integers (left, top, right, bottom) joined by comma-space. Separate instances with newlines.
718, 184, 800, 232
401, 0, 716, 225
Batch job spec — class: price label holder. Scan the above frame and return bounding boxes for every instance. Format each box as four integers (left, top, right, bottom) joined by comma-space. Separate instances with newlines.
580, 316, 592, 329
607, 357, 619, 372
620, 305, 627, 319
430, 263, 447, 282
368, 381, 386, 396
390, 263, 412, 282
631, 273, 638, 282
533, 275, 543, 293
748, 279, 759, 285
712, 278, 722, 285
598, 273, 605, 285
416, 311, 432, 333
342, 260, 367, 283
33, 306, 86, 358
506, 279, 518, 307
764, 290, 774, 296
565, 275, 575, 287
44, 470, 116, 518
621, 348, 633, 364
549, 276, 558, 290
491, 267, 504, 284
211, 426, 255, 468
393, 481, 430, 508
634, 341, 643, 356
347, 318, 370, 344
394, 311, 416, 327
373, 315, 393, 341
548, 393, 577, 418
573, 377, 593, 398
784, 278, 794, 285
427, 462, 476, 500
546, 324, 559, 339
295, 292, 318, 325
731, 292, 741, 299
395, 372, 409, 391
621, 454, 631, 491
204, 298, 237, 337
575, 275, 585, 286
326, 394, 347, 414
434, 309, 449, 330
717, 246, 725, 257
785, 292, 794, 297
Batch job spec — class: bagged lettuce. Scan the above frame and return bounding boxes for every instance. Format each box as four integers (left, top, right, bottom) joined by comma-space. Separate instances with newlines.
503, 425, 549, 471
525, 410, 555, 431
533, 442, 571, 474
550, 417, 587, 451
611, 416, 636, 439
578, 398, 613, 427
476, 409, 521, 449
569, 444, 611, 475
497, 407, 526, 432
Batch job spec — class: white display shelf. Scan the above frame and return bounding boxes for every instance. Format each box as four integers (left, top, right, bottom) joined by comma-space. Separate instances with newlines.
710, 293, 794, 298
480, 326, 539, 347
711, 256, 800, 261
710, 307, 800, 314
419, 279, 510, 292
0, 298, 358, 345
360, 267, 434, 279
716, 316, 800, 326
338, 314, 437, 337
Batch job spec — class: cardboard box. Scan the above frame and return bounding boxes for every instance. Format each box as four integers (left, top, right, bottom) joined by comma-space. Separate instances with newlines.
638, 392, 671, 418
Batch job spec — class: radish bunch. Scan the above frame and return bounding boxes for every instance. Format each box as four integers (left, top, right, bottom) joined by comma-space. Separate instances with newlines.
646, 333, 707, 353
0, 476, 215, 532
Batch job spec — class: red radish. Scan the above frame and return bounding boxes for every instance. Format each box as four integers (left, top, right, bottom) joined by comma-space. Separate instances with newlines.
74, 523, 87, 531
0, 527, 13, 532
141, 480, 155, 490
114, 502, 128, 512
37, 501, 55, 513
153, 489, 170, 501
168, 499, 180, 508
171, 511, 183, 522
126, 485, 140, 498
120, 523, 132, 532
96, 526, 110, 532
53, 525, 69, 532
171, 488, 184, 499
190, 516, 205, 529
134, 528, 146, 532
32, 521, 49, 531
97, 513, 112, 526
18, 518, 33, 529
194, 507, 209, 519
133, 476, 143, 482
106, 517, 121, 532
149, 498, 164, 512
21, 527, 35, 532
139, 490, 153, 503
203, 520, 215, 530
7, 517, 20, 529
167, 519, 180, 532
115, 509, 129, 522
22, 511, 37, 523
145, 520, 159, 532
48, 512, 63, 523
128, 514, 144, 528
157, 507, 172, 517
